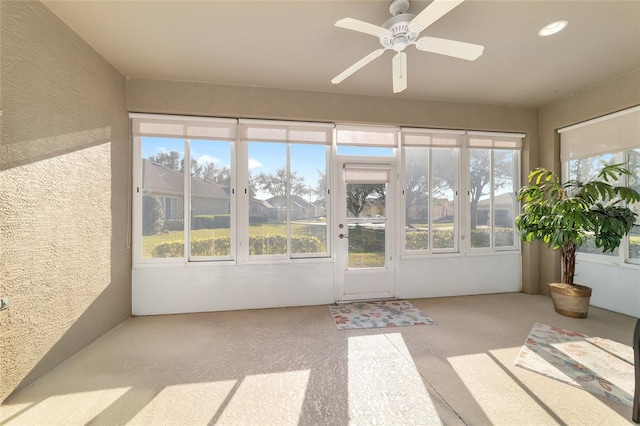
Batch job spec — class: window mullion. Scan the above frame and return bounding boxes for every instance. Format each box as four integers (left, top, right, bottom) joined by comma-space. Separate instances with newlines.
184, 138, 191, 262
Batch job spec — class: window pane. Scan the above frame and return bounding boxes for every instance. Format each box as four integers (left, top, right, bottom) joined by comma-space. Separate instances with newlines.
189, 139, 232, 258
141, 137, 185, 258
347, 183, 386, 268
494, 150, 515, 247
404, 147, 429, 251
628, 149, 640, 260
568, 153, 618, 256
248, 142, 287, 256
470, 149, 491, 248
432, 148, 456, 249
290, 144, 328, 255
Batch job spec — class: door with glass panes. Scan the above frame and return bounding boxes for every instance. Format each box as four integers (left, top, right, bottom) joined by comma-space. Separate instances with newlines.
336, 160, 395, 301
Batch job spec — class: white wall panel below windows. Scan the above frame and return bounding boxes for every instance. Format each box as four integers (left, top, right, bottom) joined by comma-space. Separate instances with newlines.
133, 254, 522, 315
574, 261, 640, 318
133, 263, 335, 315
397, 253, 522, 298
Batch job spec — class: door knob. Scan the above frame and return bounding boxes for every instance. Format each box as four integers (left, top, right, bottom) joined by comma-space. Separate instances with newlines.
339, 233, 348, 239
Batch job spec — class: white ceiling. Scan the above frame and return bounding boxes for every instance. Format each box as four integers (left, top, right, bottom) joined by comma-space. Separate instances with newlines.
43, 0, 640, 108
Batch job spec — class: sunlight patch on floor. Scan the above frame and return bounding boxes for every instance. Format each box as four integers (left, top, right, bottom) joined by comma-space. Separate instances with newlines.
449, 349, 556, 425
2, 386, 131, 425
348, 333, 442, 425
216, 370, 310, 425
128, 381, 237, 425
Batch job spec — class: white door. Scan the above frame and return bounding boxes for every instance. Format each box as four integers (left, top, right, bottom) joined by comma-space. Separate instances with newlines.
336, 160, 395, 301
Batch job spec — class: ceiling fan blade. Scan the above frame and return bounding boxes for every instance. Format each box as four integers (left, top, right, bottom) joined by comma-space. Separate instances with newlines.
331, 48, 386, 85
335, 18, 390, 38
392, 52, 407, 93
416, 36, 484, 61
409, 0, 465, 34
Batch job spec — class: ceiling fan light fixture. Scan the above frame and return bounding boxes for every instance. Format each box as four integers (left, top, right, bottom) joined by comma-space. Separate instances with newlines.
538, 20, 568, 37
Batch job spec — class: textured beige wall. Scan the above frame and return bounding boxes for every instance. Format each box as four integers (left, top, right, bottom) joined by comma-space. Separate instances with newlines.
127, 78, 540, 294
537, 69, 640, 295
0, 1, 130, 402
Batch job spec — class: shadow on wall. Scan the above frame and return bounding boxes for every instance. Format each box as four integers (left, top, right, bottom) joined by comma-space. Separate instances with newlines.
1, 130, 132, 402
0, 0, 131, 403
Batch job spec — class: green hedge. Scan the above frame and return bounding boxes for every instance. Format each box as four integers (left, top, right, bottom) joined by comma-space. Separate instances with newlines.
164, 219, 184, 231
192, 215, 230, 230
404, 228, 514, 249
151, 234, 323, 257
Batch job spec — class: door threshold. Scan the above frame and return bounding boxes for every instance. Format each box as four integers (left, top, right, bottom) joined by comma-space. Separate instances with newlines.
336, 297, 398, 304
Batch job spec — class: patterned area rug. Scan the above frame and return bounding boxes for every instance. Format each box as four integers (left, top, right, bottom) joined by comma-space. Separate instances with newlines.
329, 300, 437, 330
514, 323, 634, 407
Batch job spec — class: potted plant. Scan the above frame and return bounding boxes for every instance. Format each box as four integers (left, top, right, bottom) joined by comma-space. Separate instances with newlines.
515, 164, 640, 318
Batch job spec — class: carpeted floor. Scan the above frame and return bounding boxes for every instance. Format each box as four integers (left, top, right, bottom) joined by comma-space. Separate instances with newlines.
329, 300, 437, 329
514, 322, 635, 407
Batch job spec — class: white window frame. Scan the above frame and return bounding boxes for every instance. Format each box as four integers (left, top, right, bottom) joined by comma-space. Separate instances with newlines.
400, 128, 463, 256
131, 114, 238, 265
465, 131, 523, 254
238, 119, 333, 262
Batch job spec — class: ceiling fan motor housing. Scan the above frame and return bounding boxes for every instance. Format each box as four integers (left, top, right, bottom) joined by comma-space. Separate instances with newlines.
381, 13, 417, 51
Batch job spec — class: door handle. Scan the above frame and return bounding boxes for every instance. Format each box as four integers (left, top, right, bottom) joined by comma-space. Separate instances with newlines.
339, 234, 348, 239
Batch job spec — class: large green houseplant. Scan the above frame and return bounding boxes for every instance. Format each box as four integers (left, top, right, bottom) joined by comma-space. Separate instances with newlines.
515, 164, 640, 317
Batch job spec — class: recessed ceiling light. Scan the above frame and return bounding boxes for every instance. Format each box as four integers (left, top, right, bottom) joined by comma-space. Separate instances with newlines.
539, 20, 568, 37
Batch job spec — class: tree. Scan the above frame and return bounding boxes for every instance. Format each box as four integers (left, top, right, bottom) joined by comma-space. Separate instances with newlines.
469, 150, 513, 229
149, 150, 181, 170
404, 148, 455, 228
254, 168, 306, 198
202, 162, 231, 186
181, 158, 202, 177
346, 184, 385, 218
312, 170, 327, 207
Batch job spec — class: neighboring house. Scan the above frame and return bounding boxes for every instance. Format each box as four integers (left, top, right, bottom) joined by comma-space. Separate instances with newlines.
476, 192, 516, 227
250, 198, 273, 218
266, 195, 324, 220
407, 195, 452, 223
142, 159, 229, 219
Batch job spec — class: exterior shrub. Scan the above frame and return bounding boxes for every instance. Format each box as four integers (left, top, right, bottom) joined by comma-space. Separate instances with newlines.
164, 219, 184, 231
151, 234, 322, 257
249, 215, 269, 224
142, 194, 164, 236
405, 230, 455, 250
470, 227, 514, 247
192, 215, 231, 230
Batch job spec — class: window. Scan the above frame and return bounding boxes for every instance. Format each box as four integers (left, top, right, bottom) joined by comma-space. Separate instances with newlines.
189, 139, 233, 260
567, 152, 620, 257
467, 132, 521, 251
628, 148, 640, 261
132, 114, 237, 262
559, 106, 640, 265
401, 129, 461, 253
132, 114, 524, 265
239, 120, 332, 259
159, 197, 178, 220
140, 137, 185, 259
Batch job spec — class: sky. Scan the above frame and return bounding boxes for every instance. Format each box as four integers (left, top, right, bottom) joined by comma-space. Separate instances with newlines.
142, 137, 330, 199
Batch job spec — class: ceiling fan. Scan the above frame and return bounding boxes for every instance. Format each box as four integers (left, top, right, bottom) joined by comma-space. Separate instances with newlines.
331, 0, 484, 93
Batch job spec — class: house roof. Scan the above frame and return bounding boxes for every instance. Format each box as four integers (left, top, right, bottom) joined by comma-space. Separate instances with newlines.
43, 1, 640, 108
477, 192, 516, 208
266, 195, 319, 210
142, 159, 229, 199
